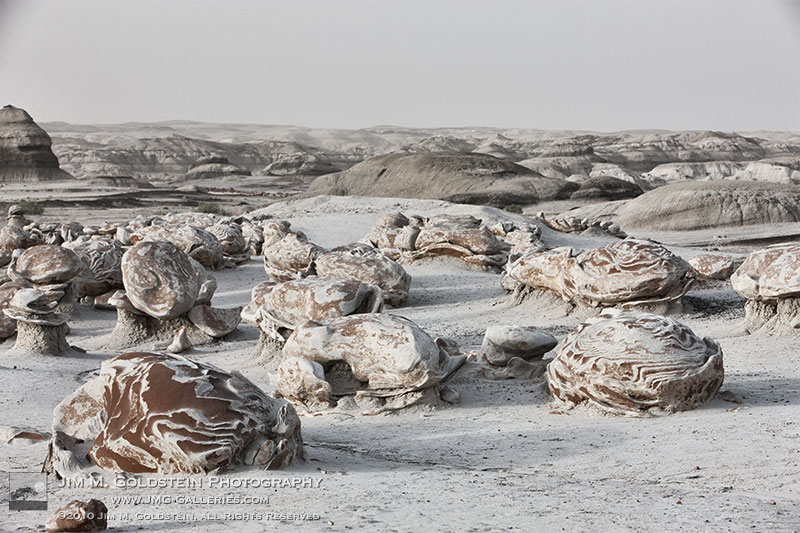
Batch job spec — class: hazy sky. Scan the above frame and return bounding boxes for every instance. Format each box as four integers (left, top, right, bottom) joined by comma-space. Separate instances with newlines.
1, 0, 798, 131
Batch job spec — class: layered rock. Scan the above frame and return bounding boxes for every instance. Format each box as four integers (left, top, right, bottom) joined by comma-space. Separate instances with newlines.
569, 175, 643, 200
276, 314, 466, 413
614, 181, 800, 231
306, 151, 577, 206
4, 245, 85, 354
503, 239, 694, 310
184, 155, 251, 180
108, 240, 240, 348
362, 212, 511, 270
263, 152, 340, 176
63, 238, 124, 299
731, 243, 800, 333
546, 310, 724, 415
0, 105, 73, 182
45, 352, 303, 476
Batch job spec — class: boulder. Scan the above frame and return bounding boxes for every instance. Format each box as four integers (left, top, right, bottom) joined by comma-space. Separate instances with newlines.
314, 244, 411, 306
46, 499, 108, 532
278, 314, 466, 411
45, 352, 304, 476
120, 241, 200, 320
504, 239, 694, 308
546, 310, 724, 415
731, 243, 800, 333
480, 325, 557, 366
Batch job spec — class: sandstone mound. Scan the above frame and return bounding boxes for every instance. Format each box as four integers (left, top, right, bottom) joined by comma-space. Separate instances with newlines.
45, 352, 304, 476
277, 314, 466, 413
503, 239, 693, 309
614, 181, 800, 231
570, 175, 643, 200
185, 155, 251, 180
242, 277, 383, 347
263, 152, 340, 176
306, 152, 577, 206
546, 309, 724, 416
0, 105, 73, 182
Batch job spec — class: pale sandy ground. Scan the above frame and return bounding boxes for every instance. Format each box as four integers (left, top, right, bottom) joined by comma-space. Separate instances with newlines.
1, 196, 799, 532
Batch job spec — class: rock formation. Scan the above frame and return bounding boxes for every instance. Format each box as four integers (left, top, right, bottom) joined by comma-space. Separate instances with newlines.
362, 212, 511, 269
241, 277, 383, 350
45, 352, 303, 476
0, 105, 73, 182
263, 152, 340, 176
185, 155, 251, 180
276, 314, 466, 413
546, 309, 724, 415
569, 175, 643, 200
503, 239, 694, 310
314, 244, 411, 306
46, 499, 108, 532
614, 181, 800, 231
108, 240, 240, 348
306, 152, 578, 206
4, 245, 85, 354
263, 233, 325, 281
687, 253, 738, 280
731, 243, 800, 333
63, 238, 124, 299
477, 325, 558, 379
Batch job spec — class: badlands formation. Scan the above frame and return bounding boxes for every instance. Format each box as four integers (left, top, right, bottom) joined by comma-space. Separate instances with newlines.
1, 108, 799, 531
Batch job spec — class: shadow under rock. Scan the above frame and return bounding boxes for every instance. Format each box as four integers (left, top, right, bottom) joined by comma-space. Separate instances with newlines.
722, 375, 800, 407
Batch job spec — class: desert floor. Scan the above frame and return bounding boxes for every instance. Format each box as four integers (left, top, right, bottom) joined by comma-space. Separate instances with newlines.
1, 196, 799, 532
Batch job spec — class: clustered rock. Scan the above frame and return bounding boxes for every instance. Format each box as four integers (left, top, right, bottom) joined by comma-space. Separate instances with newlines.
261, 230, 412, 304
362, 212, 515, 269
532, 212, 628, 239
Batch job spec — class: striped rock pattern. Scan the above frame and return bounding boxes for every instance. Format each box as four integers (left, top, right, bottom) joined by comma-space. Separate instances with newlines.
687, 253, 737, 280
506, 239, 694, 306
546, 310, 724, 415
242, 277, 383, 341
280, 314, 465, 400
315, 244, 411, 306
121, 241, 200, 320
731, 243, 800, 300
46, 352, 304, 476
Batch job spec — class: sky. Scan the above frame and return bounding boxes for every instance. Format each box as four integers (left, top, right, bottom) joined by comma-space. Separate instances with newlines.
0, 0, 798, 131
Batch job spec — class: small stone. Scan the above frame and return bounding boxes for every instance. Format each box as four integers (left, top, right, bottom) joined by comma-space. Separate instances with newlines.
45, 499, 108, 532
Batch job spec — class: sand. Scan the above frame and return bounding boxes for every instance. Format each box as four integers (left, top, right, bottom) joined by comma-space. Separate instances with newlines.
1, 195, 799, 532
